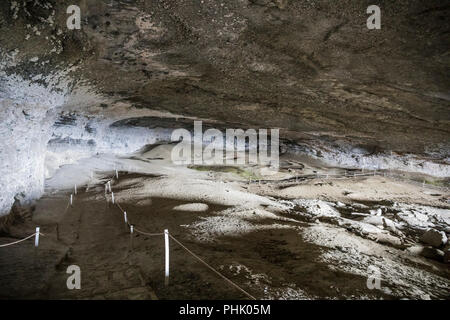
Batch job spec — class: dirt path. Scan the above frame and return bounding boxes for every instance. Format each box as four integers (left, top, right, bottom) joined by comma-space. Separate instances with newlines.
42, 185, 158, 299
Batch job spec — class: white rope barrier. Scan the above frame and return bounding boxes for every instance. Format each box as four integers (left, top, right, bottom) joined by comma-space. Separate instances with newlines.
0, 233, 37, 248
248, 170, 449, 192
133, 227, 163, 237
0, 229, 45, 248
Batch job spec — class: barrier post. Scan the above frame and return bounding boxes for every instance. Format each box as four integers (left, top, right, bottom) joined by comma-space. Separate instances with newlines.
116, 169, 119, 179
70, 194, 73, 206
123, 211, 128, 231
165, 229, 169, 286
111, 192, 115, 204
130, 225, 134, 249
35, 227, 40, 247
108, 181, 111, 192
74, 184, 77, 195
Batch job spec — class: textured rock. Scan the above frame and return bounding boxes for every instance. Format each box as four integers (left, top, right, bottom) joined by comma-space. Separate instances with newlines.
420, 229, 448, 248
420, 246, 445, 262
0, 0, 449, 215
444, 249, 450, 264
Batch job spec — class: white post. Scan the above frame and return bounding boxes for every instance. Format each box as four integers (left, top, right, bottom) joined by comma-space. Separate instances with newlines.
105, 184, 107, 194
35, 227, 40, 247
129, 225, 134, 248
124, 211, 127, 224
111, 192, 115, 204
164, 229, 169, 286
70, 194, 73, 206
108, 181, 111, 192
74, 184, 77, 195
116, 169, 119, 179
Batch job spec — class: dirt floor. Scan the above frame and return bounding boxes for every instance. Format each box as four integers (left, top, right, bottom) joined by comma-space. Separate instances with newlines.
1, 168, 449, 300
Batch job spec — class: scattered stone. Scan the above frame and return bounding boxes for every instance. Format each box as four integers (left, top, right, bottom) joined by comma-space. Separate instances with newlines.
351, 212, 369, 217
406, 245, 425, 256
420, 246, 445, 262
352, 203, 369, 210
420, 229, 447, 248
369, 208, 382, 216
362, 216, 397, 232
444, 249, 450, 264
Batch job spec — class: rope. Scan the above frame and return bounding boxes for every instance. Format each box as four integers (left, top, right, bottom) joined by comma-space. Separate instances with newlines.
168, 234, 257, 300
0, 233, 36, 248
116, 202, 125, 213
112, 195, 255, 299
133, 227, 163, 237
113, 198, 256, 299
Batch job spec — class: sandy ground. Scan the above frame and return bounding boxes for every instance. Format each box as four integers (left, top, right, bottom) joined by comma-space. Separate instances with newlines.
0, 144, 449, 299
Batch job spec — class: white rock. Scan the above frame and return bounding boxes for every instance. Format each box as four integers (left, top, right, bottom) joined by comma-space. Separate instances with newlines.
362, 216, 397, 231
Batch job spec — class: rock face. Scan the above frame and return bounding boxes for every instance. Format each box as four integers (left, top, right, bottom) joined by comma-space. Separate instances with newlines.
420, 229, 448, 248
0, 1, 449, 215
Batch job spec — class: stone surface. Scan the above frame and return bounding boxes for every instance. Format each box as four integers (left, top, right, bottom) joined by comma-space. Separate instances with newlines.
444, 249, 450, 264
0, 0, 449, 215
420, 229, 448, 248
420, 246, 445, 262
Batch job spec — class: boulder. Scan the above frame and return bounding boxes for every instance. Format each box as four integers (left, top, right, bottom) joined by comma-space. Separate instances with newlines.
420, 229, 447, 248
444, 248, 450, 264
420, 246, 444, 262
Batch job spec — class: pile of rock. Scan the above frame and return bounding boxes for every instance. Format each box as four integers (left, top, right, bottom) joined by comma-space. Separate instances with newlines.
419, 229, 449, 263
